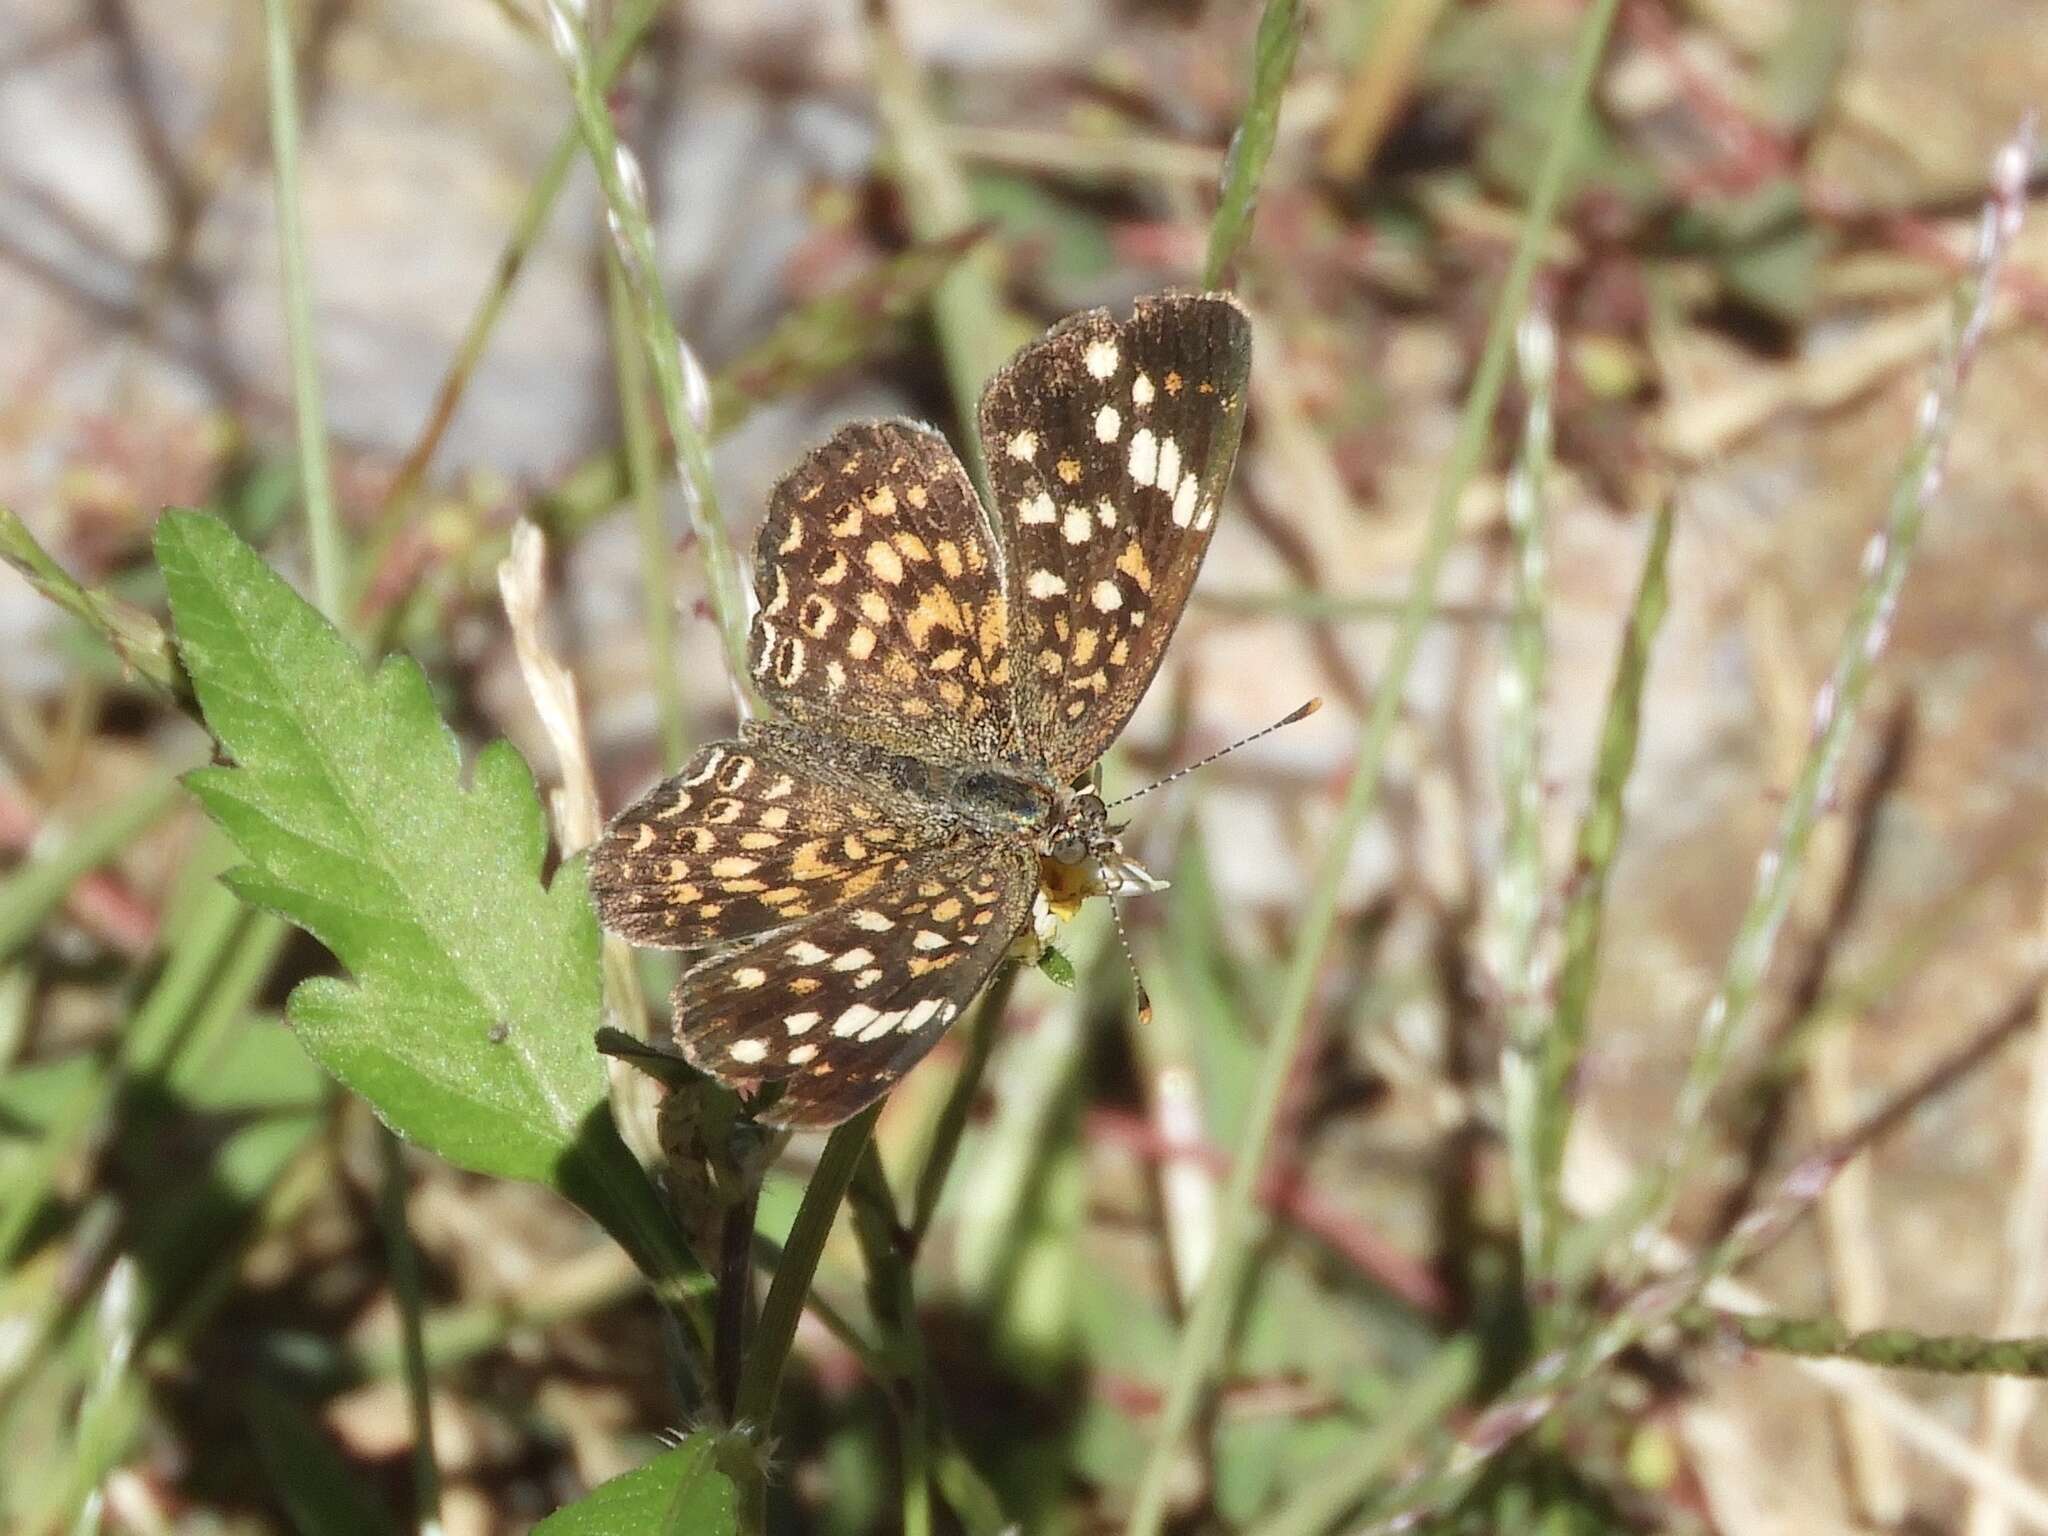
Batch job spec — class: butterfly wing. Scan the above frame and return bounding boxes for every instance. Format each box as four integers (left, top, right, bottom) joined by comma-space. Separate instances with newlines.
671, 839, 1038, 1128
588, 727, 934, 952
976, 292, 1251, 780
746, 419, 1021, 766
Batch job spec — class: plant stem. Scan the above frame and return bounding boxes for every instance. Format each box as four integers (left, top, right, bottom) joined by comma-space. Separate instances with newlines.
1202, 0, 1305, 289
1122, 6, 1624, 1531
1532, 494, 1673, 1309
733, 1106, 881, 1426
260, 0, 342, 622
366, 0, 669, 544
1611, 117, 2036, 1291
863, 0, 1029, 474
545, 1, 757, 706
0, 508, 190, 705
1681, 1309, 2048, 1377
1496, 309, 1557, 1295
376, 1130, 444, 1534
606, 250, 689, 770
850, 1143, 932, 1536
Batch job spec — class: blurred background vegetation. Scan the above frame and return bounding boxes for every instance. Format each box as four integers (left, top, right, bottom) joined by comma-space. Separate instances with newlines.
3, 0, 2047, 1531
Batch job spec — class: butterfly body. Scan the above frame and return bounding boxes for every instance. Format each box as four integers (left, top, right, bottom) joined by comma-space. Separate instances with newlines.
590, 292, 1251, 1127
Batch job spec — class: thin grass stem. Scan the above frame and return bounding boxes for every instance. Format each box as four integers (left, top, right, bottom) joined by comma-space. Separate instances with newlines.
1251, 1338, 1480, 1536
1360, 969, 2045, 1531
606, 250, 689, 770
544, 2, 756, 705
375, 1131, 444, 1535
1202, 0, 1305, 290
850, 1142, 932, 1536
1533, 494, 1674, 1307
260, 0, 342, 622
0, 509, 190, 705
1123, 6, 1624, 1530
366, 0, 668, 547
734, 1105, 881, 1427
863, 1, 1029, 477
1610, 118, 2036, 1290
1495, 308, 1557, 1294
1680, 1309, 2048, 1377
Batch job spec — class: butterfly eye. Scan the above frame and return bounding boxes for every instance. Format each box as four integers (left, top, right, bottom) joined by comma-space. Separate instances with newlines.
1048, 829, 1090, 865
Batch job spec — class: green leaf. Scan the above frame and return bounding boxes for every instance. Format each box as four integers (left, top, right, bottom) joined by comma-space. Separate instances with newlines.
533, 1434, 738, 1535
155, 510, 607, 1184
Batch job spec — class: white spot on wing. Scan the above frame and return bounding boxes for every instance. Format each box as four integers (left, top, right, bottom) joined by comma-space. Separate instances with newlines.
1155, 435, 1181, 491
734, 966, 767, 989
1092, 580, 1123, 612
1128, 428, 1158, 487
787, 941, 829, 965
1007, 429, 1038, 460
729, 1038, 768, 1065
1026, 569, 1068, 599
1132, 372, 1155, 406
852, 909, 895, 931
1171, 474, 1199, 526
833, 1003, 880, 1037
1062, 507, 1093, 545
788, 1042, 819, 1064
832, 947, 875, 971
784, 1011, 822, 1034
1095, 404, 1121, 443
1019, 492, 1057, 525
1084, 337, 1120, 378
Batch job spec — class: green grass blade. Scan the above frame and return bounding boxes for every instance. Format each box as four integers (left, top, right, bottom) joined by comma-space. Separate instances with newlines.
260, 0, 342, 620
1612, 121, 2037, 1286
1679, 1309, 2048, 1376
545, 2, 756, 705
1495, 311, 1558, 1291
1534, 494, 1674, 1301
1123, 6, 1625, 1531
734, 1105, 880, 1428
1203, 0, 1306, 289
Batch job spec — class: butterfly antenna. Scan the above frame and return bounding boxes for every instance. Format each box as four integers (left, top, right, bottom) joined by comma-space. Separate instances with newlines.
1107, 895, 1154, 1023
1107, 697, 1322, 809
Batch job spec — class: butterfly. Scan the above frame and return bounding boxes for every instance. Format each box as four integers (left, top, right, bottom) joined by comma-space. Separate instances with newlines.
588, 292, 1252, 1127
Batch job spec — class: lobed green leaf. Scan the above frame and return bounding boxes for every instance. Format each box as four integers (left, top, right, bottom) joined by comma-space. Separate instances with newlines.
156, 509, 606, 1185
532, 1433, 738, 1535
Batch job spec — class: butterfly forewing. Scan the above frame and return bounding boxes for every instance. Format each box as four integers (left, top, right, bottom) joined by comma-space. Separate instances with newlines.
672, 840, 1038, 1128
977, 292, 1251, 779
747, 419, 1021, 766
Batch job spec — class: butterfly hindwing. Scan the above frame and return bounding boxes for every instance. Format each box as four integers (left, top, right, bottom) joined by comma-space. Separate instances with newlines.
671, 840, 1038, 1128
977, 292, 1251, 779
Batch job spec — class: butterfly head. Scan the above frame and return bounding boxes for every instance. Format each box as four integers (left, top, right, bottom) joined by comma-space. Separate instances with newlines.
1036, 783, 1166, 921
